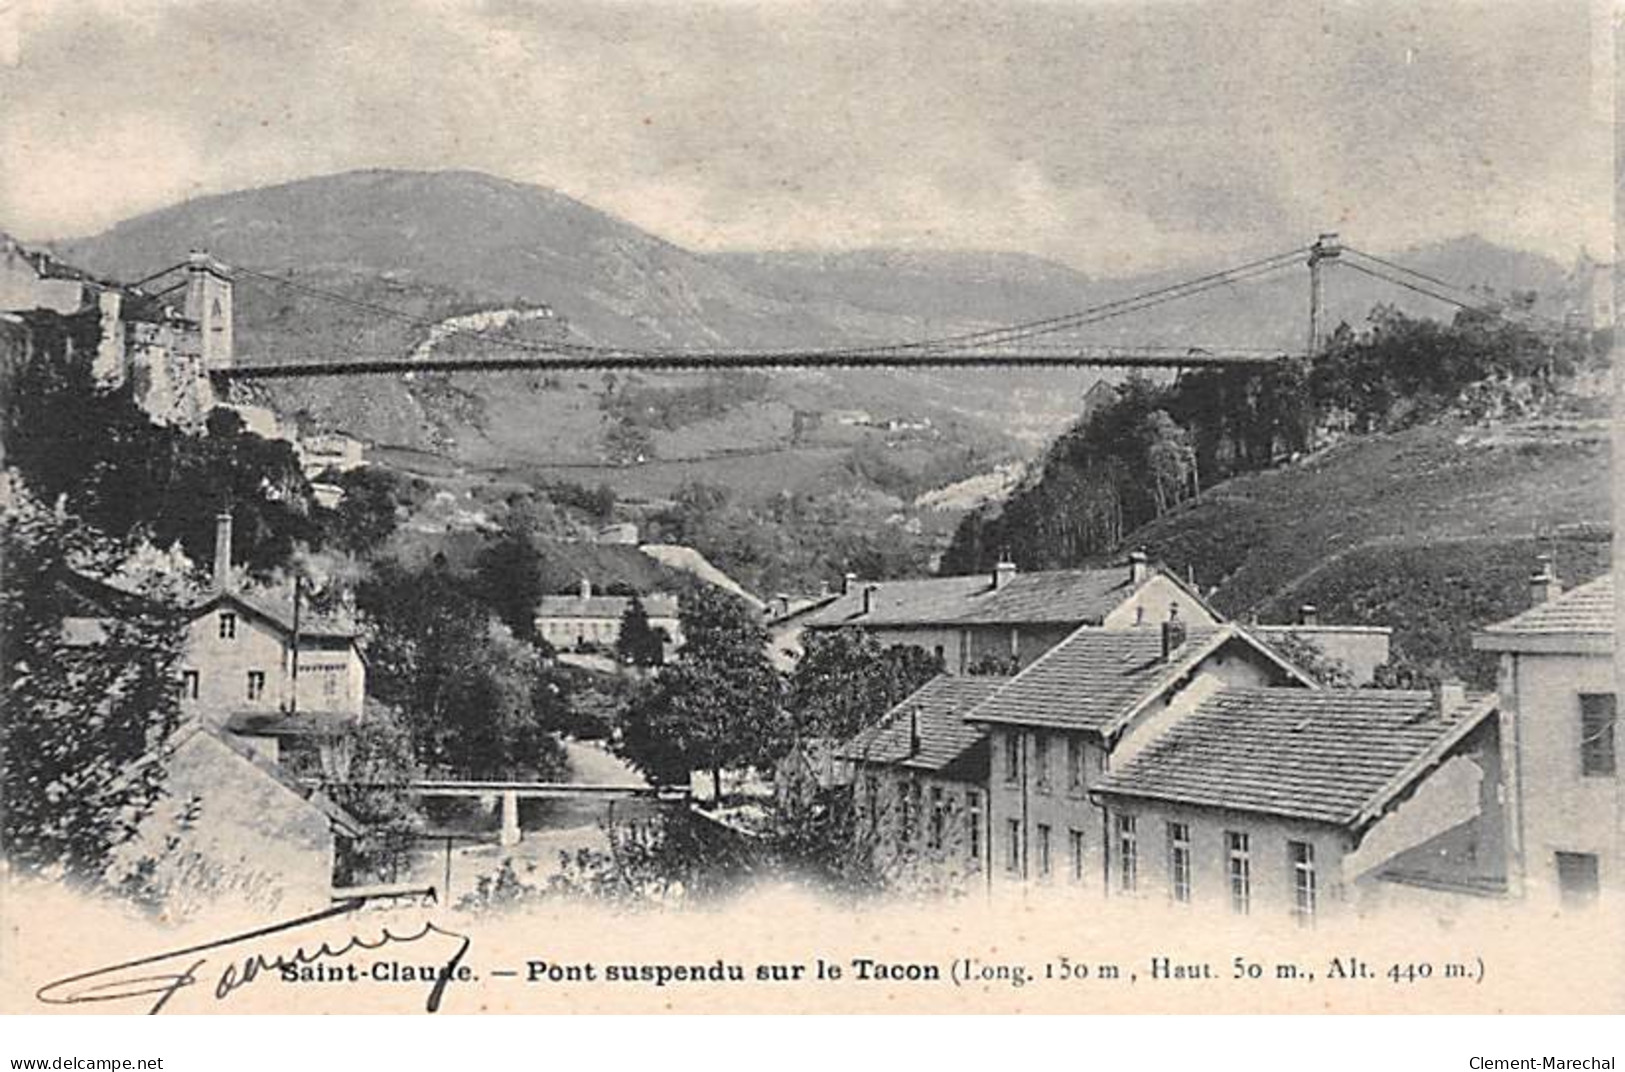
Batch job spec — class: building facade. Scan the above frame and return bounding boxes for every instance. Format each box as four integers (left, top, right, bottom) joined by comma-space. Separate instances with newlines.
534, 578, 681, 656
967, 622, 1319, 893
789, 553, 1221, 676
1474, 570, 1619, 908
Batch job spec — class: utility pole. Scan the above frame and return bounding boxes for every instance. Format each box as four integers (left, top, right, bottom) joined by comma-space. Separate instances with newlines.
1307, 233, 1342, 357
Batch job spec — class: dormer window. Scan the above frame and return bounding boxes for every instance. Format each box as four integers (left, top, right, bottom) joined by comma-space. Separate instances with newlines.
219, 611, 237, 640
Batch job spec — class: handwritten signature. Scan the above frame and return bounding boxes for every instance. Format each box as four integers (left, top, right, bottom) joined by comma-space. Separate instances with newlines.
35, 899, 471, 1015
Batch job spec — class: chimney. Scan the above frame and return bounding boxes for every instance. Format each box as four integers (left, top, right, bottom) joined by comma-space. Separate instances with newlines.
579, 576, 592, 600
1160, 605, 1186, 661
993, 556, 1017, 590
1298, 604, 1319, 627
1129, 549, 1149, 585
1528, 556, 1562, 606
842, 571, 858, 596
1433, 677, 1468, 716
909, 707, 922, 756
861, 584, 879, 616
213, 511, 233, 590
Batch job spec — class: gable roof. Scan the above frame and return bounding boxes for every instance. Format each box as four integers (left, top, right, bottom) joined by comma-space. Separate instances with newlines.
1093, 687, 1497, 831
964, 623, 1317, 739
1474, 575, 1614, 653
840, 675, 1009, 772
535, 593, 680, 620
189, 587, 360, 641
803, 564, 1212, 629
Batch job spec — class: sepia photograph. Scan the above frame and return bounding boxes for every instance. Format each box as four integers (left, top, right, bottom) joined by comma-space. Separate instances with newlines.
0, 0, 1619, 1034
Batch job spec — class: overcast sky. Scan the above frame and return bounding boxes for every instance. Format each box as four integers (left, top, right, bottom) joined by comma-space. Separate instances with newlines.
0, 0, 1612, 275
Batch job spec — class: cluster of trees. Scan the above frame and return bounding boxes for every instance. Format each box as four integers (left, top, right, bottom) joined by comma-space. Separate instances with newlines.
616, 585, 941, 805
945, 308, 1600, 575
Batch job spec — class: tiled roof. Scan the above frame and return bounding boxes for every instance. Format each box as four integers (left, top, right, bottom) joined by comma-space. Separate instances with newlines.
964, 624, 1312, 736
840, 675, 1008, 771
1478, 575, 1614, 637
802, 566, 1161, 628
191, 588, 359, 640
535, 593, 680, 620
1095, 687, 1496, 828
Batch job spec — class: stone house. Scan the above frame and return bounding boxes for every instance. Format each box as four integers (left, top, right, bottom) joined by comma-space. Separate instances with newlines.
1473, 569, 1618, 908
966, 621, 1319, 893
109, 721, 362, 916
843, 676, 1008, 889
1091, 686, 1500, 923
785, 552, 1220, 675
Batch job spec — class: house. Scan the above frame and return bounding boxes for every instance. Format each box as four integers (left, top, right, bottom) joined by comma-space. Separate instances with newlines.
1253, 604, 1393, 685
534, 577, 681, 656
297, 432, 365, 480
965, 620, 1319, 891
842, 676, 1008, 889
107, 720, 362, 916
790, 552, 1221, 675
1090, 685, 1500, 923
178, 514, 366, 769
1473, 568, 1618, 908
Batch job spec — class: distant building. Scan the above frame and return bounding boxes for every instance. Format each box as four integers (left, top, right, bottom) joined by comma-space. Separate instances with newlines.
1254, 604, 1393, 684
1092, 686, 1499, 922
775, 737, 855, 813
966, 622, 1319, 893
843, 676, 1007, 889
786, 552, 1220, 674
1474, 569, 1619, 909
1, 236, 229, 428
298, 432, 365, 479
534, 577, 681, 656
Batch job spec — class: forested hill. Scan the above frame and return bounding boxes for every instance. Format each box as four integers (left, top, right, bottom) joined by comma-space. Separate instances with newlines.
942, 311, 1612, 686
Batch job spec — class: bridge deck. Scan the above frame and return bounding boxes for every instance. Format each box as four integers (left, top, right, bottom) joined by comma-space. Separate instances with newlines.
323, 780, 687, 800
215, 347, 1294, 379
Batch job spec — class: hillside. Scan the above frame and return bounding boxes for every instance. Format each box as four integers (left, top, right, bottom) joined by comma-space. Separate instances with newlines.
1105, 418, 1612, 686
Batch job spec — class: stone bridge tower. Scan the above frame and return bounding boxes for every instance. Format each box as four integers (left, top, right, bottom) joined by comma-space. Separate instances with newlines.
184, 250, 234, 369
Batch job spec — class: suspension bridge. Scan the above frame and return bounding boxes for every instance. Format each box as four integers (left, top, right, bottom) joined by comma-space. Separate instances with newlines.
128, 233, 1563, 382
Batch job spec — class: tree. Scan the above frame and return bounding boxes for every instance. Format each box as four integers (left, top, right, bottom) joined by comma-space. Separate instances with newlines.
618, 587, 782, 803
784, 629, 942, 748
473, 529, 545, 645
0, 484, 184, 880
616, 595, 665, 667
359, 559, 567, 780
324, 701, 425, 885
317, 467, 404, 555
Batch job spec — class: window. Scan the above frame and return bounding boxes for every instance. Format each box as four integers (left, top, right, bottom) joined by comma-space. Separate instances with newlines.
1556, 852, 1600, 907
1069, 828, 1085, 883
928, 786, 945, 850
900, 780, 919, 841
1033, 733, 1051, 793
246, 670, 266, 702
1006, 819, 1022, 873
966, 791, 982, 866
1067, 737, 1085, 793
1289, 840, 1317, 924
1004, 733, 1021, 784
863, 775, 879, 831
218, 611, 237, 640
1580, 694, 1616, 776
1167, 822, 1192, 904
323, 669, 340, 699
1116, 814, 1138, 893
181, 670, 200, 700
1036, 824, 1052, 879
1227, 831, 1251, 915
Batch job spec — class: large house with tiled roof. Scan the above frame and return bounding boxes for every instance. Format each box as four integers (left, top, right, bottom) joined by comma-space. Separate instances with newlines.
965, 619, 1319, 893
534, 577, 681, 657
785, 552, 1219, 674
1474, 567, 1618, 908
1091, 685, 1500, 922
842, 675, 1008, 888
